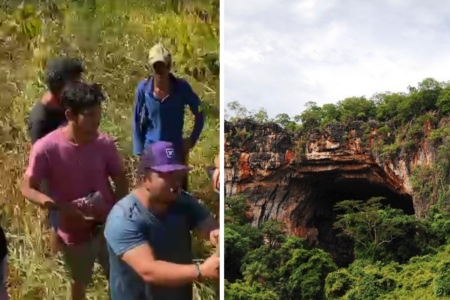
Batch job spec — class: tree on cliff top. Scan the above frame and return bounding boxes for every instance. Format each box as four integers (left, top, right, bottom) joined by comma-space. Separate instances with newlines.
225, 77, 450, 133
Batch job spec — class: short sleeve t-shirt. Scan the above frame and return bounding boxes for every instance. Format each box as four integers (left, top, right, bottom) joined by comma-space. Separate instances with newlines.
28, 94, 67, 144
104, 192, 211, 300
25, 129, 123, 245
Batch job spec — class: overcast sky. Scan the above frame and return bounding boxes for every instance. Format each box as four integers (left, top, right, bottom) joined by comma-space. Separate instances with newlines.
224, 0, 450, 119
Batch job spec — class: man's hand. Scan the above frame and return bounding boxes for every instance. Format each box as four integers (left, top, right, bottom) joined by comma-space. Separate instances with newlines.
210, 229, 219, 247
199, 253, 220, 280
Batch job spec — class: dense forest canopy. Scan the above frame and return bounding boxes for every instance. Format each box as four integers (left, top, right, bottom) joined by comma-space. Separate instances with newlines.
225, 194, 450, 300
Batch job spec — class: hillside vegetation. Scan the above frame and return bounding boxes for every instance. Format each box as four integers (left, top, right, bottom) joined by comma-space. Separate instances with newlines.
225, 195, 450, 300
225, 78, 450, 299
226, 77, 450, 132
0, 1, 219, 299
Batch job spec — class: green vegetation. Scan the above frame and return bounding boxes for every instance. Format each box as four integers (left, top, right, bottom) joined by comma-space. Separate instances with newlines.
0, 1, 219, 299
226, 77, 450, 132
225, 195, 450, 300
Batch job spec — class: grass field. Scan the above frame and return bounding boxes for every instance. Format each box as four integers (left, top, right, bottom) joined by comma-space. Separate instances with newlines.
0, 1, 220, 299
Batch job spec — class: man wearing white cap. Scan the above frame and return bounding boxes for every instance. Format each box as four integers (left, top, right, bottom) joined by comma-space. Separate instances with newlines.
132, 43, 205, 192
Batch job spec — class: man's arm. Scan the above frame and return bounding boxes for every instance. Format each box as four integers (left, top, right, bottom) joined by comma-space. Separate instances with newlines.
21, 142, 61, 210
183, 82, 205, 147
121, 244, 199, 285
195, 216, 219, 241
132, 81, 147, 156
105, 214, 203, 286
181, 193, 219, 241
104, 138, 129, 201
22, 175, 56, 209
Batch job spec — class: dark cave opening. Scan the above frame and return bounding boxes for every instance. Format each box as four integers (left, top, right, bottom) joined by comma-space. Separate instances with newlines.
309, 176, 414, 267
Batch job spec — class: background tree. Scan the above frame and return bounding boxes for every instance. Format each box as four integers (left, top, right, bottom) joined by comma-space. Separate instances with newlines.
299, 101, 324, 130
253, 107, 270, 124
273, 113, 291, 127
334, 197, 414, 262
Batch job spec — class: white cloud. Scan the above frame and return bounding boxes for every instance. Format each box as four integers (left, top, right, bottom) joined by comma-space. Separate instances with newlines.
224, 0, 450, 118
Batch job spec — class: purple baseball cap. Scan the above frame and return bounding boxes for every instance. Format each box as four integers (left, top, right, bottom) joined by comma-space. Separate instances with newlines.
138, 141, 192, 174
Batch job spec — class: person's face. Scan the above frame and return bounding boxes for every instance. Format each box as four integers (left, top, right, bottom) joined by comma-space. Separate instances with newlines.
143, 169, 188, 203
67, 104, 102, 136
153, 62, 170, 79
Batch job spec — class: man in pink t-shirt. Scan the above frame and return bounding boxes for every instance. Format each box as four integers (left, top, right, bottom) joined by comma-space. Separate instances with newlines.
21, 82, 129, 300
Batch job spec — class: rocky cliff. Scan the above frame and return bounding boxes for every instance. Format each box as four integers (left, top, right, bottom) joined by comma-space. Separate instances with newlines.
225, 118, 447, 266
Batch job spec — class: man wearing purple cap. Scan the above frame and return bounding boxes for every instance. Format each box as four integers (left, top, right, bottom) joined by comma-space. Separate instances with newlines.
104, 141, 220, 300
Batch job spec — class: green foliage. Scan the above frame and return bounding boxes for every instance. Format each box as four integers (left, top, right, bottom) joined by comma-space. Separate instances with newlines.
226, 102, 270, 125
227, 77, 450, 137
225, 280, 280, 300
325, 269, 354, 299
242, 262, 270, 284
411, 122, 450, 206
225, 227, 253, 282
325, 245, 450, 300
411, 165, 438, 204
225, 195, 338, 300
279, 247, 337, 300
225, 194, 251, 226
227, 191, 450, 300
433, 261, 450, 297
337, 97, 377, 124
377, 126, 391, 136
273, 113, 291, 127
300, 101, 324, 129
334, 198, 411, 262
260, 219, 286, 249
320, 103, 341, 127
381, 142, 401, 159
437, 86, 450, 113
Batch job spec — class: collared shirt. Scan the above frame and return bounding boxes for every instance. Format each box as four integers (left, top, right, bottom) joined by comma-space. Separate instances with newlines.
132, 75, 205, 156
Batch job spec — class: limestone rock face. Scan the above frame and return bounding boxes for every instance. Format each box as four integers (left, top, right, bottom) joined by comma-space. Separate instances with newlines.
225, 119, 440, 266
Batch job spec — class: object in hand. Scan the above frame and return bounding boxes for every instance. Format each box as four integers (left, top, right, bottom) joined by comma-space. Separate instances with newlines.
73, 191, 108, 220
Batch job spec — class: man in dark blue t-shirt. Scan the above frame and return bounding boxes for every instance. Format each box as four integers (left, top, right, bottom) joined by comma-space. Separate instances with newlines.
104, 141, 219, 300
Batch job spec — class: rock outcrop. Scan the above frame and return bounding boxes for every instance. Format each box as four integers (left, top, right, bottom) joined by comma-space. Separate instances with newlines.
225, 118, 443, 266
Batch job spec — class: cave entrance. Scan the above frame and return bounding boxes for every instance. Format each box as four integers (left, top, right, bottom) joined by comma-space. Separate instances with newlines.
309, 176, 414, 267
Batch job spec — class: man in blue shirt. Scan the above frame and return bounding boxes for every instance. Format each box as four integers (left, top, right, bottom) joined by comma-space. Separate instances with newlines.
132, 43, 205, 191
104, 141, 220, 300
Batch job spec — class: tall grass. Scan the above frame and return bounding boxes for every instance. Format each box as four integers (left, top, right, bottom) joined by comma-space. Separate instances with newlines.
0, 1, 220, 299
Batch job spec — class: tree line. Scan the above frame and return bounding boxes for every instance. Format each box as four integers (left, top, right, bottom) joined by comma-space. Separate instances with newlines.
226, 77, 450, 132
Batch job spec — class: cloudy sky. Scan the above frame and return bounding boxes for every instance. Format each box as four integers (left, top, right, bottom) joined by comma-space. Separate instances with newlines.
224, 0, 450, 119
